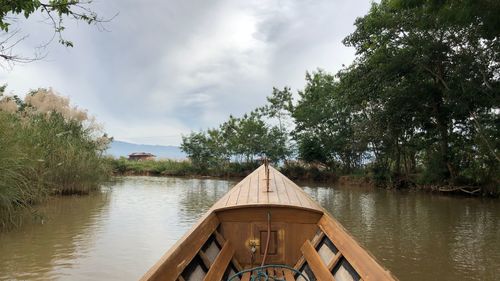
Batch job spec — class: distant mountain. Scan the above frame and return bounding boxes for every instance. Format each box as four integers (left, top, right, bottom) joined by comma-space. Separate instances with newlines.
106, 140, 186, 160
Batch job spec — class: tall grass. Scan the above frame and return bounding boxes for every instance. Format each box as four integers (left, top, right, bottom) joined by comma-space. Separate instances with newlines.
0, 90, 111, 230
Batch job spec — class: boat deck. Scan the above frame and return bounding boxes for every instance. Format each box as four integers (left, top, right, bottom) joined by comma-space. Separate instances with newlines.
212, 165, 322, 212
141, 164, 397, 281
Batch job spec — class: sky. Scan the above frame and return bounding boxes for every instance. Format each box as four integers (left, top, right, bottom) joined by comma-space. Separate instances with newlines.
0, 0, 372, 146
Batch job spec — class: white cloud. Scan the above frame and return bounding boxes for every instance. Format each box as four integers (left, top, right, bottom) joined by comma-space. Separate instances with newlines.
0, 0, 371, 145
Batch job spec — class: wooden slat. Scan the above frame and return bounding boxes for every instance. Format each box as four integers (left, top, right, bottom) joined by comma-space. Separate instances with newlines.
267, 172, 280, 204
241, 272, 251, 281
226, 183, 242, 206
275, 267, 284, 279
210, 165, 323, 212
301, 240, 335, 281
318, 215, 397, 281
237, 176, 251, 205
312, 231, 325, 248
327, 252, 343, 271
267, 267, 274, 277
204, 241, 235, 281
141, 213, 220, 281
283, 269, 295, 281
272, 169, 288, 204
247, 168, 260, 204
214, 230, 226, 246
259, 166, 270, 204
198, 250, 212, 269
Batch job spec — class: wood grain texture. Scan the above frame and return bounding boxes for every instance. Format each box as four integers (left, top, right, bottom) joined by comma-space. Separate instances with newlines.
241, 272, 251, 281
140, 213, 220, 281
301, 240, 335, 281
319, 214, 397, 281
283, 269, 296, 281
204, 241, 235, 281
211, 165, 322, 212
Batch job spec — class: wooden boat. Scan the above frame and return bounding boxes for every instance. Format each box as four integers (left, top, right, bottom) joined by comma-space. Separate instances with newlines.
141, 164, 397, 281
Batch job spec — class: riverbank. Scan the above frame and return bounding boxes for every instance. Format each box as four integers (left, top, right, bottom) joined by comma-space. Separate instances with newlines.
110, 159, 499, 197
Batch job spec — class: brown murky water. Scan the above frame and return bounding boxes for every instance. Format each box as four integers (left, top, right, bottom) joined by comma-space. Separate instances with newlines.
0, 177, 498, 280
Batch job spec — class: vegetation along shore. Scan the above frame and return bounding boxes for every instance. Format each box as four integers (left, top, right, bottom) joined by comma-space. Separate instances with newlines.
0, 87, 112, 230
175, 2, 499, 197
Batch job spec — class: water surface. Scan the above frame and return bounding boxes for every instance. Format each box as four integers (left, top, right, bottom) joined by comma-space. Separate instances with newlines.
0, 176, 498, 280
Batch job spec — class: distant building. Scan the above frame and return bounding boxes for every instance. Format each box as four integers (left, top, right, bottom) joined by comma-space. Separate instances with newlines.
128, 152, 156, 161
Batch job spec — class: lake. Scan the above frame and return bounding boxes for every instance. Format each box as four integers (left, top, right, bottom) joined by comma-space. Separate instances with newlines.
0, 176, 498, 280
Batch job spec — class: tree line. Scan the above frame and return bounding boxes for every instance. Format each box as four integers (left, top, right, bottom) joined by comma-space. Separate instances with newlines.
182, 0, 499, 190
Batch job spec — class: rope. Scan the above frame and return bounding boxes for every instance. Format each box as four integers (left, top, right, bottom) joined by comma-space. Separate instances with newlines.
227, 264, 309, 281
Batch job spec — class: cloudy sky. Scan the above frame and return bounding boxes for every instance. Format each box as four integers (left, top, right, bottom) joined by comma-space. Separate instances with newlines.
0, 0, 371, 145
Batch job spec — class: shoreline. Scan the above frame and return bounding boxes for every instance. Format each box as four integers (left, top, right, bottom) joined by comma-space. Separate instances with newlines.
111, 171, 499, 198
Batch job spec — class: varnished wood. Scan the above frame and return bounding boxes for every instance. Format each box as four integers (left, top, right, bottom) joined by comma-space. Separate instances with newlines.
140, 213, 219, 281
327, 252, 343, 271
275, 268, 284, 279
204, 241, 235, 281
241, 272, 251, 281
283, 269, 296, 281
211, 165, 322, 212
319, 214, 397, 280
142, 164, 397, 281
301, 240, 335, 281
198, 250, 212, 269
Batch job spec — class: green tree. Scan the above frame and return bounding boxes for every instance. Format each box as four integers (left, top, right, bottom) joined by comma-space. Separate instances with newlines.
293, 70, 367, 172
342, 0, 499, 186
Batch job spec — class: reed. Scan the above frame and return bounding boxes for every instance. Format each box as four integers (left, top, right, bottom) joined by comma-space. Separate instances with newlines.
0, 90, 111, 230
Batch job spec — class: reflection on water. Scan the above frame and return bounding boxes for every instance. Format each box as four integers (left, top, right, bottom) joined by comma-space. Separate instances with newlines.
303, 184, 500, 281
0, 176, 498, 281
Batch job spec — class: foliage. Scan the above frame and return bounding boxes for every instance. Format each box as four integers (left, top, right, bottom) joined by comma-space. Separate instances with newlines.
0, 0, 105, 63
181, 106, 292, 169
0, 88, 111, 230
180, 0, 498, 193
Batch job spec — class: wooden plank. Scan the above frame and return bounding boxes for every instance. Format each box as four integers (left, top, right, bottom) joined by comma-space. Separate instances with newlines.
247, 168, 260, 204
318, 215, 397, 281
241, 272, 251, 281
275, 267, 284, 279
236, 176, 251, 205
267, 171, 280, 204
301, 240, 335, 281
327, 252, 343, 271
312, 231, 325, 248
198, 250, 212, 269
283, 269, 296, 281
280, 173, 301, 206
226, 183, 242, 207
259, 165, 270, 204
204, 241, 235, 281
217, 208, 322, 224
267, 267, 275, 277
141, 213, 220, 281
214, 230, 226, 246
272, 169, 287, 204
293, 256, 305, 271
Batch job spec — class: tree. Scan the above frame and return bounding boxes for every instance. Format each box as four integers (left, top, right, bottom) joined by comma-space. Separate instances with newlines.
342, 0, 499, 186
292, 70, 367, 172
0, 0, 108, 64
